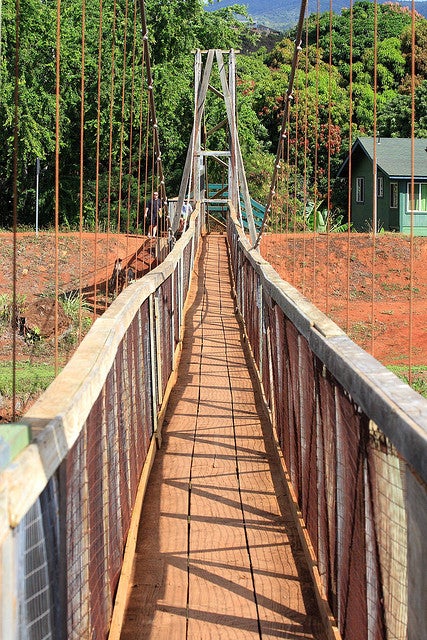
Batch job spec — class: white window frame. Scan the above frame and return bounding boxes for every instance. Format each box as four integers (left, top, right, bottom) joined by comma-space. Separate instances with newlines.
377, 176, 384, 198
355, 177, 365, 203
390, 182, 398, 209
407, 182, 427, 213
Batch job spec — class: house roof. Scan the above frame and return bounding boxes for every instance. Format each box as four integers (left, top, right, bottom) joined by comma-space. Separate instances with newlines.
337, 137, 427, 179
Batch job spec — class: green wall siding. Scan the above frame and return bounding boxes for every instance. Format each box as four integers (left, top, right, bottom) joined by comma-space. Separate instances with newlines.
400, 181, 427, 235
351, 155, 373, 231
350, 168, 427, 235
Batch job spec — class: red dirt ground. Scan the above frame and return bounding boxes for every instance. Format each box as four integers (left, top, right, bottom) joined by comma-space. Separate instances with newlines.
0, 232, 156, 420
0, 232, 154, 320
0, 231, 426, 421
260, 233, 427, 367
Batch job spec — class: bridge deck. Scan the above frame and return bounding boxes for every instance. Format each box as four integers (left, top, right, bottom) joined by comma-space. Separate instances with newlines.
119, 234, 327, 639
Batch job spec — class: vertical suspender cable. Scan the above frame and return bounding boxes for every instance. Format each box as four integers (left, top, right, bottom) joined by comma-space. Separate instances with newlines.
12, 0, 20, 421
370, 0, 378, 357
325, 0, 333, 315
143, 108, 150, 241
78, 0, 86, 342
253, 0, 308, 249
279, 126, 284, 234
125, 0, 138, 256
345, 0, 354, 333
312, 0, 321, 306
280, 109, 286, 238
150, 123, 157, 230
0, 0, 3, 92
286, 107, 291, 238
95, 0, 109, 310
279, 139, 285, 234
302, 13, 309, 295
135, 41, 146, 241
292, 83, 299, 288
138, 0, 167, 203
117, 0, 130, 243
137, 0, 168, 250
54, 0, 61, 374
408, 0, 416, 385
106, 0, 117, 304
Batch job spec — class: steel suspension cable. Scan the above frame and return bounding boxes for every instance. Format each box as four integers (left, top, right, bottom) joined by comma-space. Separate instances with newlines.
54, 0, 61, 374
345, 0, 354, 334
302, 14, 309, 295
279, 132, 286, 234
149, 124, 157, 227
105, 0, 118, 307
292, 83, 299, 287
143, 107, 150, 240
285, 107, 291, 238
325, 0, 333, 316
12, 0, 20, 421
130, 61, 147, 278
370, 0, 379, 357
135, 40, 147, 238
313, 0, 321, 306
279, 138, 285, 234
254, 0, 308, 249
138, 0, 169, 255
408, 0, 416, 384
116, 0, 130, 245
138, 0, 167, 203
78, 0, 86, 342
95, 0, 110, 311
0, 0, 3, 94
125, 0, 139, 256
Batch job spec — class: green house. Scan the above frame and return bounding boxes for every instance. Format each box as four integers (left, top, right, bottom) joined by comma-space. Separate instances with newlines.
337, 137, 427, 235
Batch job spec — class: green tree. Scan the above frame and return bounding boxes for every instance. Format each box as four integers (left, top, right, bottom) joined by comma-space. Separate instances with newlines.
378, 79, 427, 137
0, 0, 256, 228
401, 18, 427, 85
0, 0, 57, 226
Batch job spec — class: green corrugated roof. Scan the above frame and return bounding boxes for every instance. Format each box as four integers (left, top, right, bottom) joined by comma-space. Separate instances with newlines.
338, 137, 427, 178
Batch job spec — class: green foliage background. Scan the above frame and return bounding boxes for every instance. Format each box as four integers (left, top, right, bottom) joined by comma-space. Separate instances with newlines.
0, 0, 426, 229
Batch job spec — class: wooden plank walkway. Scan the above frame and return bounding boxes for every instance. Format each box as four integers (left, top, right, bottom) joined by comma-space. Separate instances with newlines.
119, 234, 327, 639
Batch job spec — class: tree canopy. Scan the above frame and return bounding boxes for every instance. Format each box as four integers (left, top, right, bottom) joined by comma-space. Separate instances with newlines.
0, 0, 426, 229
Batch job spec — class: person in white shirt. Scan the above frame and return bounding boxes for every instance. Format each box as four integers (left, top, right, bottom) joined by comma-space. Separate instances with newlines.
181, 200, 193, 222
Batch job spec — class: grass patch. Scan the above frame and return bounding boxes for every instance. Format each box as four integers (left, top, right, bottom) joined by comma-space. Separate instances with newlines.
0, 293, 27, 325
0, 361, 57, 397
388, 365, 427, 398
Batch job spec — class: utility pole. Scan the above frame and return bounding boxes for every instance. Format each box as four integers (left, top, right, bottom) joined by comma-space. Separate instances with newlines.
35, 157, 40, 236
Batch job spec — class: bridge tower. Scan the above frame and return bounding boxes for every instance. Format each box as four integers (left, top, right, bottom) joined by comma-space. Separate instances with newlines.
173, 49, 257, 244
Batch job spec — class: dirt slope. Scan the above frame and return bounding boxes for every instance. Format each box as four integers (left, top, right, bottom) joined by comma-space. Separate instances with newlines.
260, 232, 427, 366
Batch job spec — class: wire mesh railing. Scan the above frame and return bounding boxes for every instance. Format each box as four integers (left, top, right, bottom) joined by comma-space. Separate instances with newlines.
229, 204, 427, 640
0, 206, 203, 640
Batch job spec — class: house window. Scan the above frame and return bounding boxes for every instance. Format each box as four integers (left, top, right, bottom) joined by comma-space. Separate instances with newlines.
377, 176, 384, 198
407, 182, 427, 212
355, 177, 365, 203
390, 182, 398, 209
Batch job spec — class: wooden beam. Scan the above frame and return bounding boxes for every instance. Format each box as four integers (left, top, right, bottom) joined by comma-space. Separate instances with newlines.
173, 50, 215, 233
215, 50, 258, 244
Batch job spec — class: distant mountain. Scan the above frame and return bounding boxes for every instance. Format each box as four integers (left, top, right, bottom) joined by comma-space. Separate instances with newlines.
206, 0, 427, 31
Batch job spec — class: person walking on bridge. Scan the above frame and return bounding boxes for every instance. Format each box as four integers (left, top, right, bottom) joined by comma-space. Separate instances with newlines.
145, 191, 163, 238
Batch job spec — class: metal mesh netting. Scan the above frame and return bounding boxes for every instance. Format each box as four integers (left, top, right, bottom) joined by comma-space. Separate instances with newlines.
228, 214, 426, 640
5, 210, 201, 639
18, 500, 54, 640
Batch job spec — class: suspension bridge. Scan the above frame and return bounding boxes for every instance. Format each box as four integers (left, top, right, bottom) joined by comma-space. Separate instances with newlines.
1, 2, 427, 639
